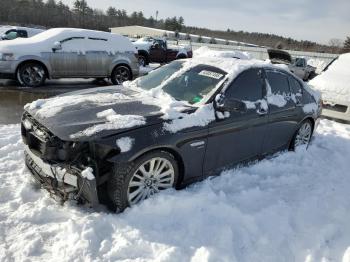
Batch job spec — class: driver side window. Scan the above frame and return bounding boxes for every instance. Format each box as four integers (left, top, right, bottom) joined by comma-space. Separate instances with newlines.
225, 68, 264, 102
59, 37, 85, 52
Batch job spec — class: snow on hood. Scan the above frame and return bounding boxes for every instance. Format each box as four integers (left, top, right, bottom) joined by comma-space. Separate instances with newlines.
194, 46, 252, 60
24, 86, 162, 141
309, 53, 350, 103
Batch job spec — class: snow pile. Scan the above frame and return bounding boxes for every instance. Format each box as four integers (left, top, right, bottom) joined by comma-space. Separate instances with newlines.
1, 120, 350, 261
309, 53, 350, 103
2, 120, 350, 261
70, 109, 146, 139
26, 92, 132, 118
194, 46, 252, 60
81, 167, 95, 181
116, 137, 134, 153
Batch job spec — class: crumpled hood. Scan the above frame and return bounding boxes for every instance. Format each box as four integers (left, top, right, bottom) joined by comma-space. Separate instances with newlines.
24, 86, 164, 141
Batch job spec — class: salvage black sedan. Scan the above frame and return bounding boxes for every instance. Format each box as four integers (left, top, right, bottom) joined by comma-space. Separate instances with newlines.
21, 57, 321, 212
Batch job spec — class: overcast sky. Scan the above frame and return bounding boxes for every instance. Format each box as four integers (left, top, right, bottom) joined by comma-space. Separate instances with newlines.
61, 0, 350, 44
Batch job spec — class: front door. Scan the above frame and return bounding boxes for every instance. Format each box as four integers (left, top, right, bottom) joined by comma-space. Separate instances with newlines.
47, 37, 87, 77
204, 68, 269, 175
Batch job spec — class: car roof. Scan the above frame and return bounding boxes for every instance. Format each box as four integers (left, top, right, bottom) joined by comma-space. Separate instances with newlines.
187, 56, 290, 78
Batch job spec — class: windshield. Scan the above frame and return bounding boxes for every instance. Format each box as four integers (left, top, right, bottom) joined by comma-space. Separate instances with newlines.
136, 61, 227, 104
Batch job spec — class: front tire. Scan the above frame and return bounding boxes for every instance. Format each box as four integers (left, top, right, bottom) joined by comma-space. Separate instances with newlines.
138, 55, 147, 67
17, 62, 46, 87
111, 65, 132, 85
107, 151, 179, 212
291, 120, 313, 150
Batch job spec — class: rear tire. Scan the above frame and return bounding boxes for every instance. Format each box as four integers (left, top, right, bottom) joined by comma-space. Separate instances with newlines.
107, 151, 179, 213
290, 119, 313, 150
17, 62, 46, 87
111, 65, 132, 85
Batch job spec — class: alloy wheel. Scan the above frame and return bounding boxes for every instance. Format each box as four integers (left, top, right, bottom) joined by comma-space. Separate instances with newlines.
21, 65, 45, 86
113, 66, 130, 84
138, 56, 146, 67
294, 122, 312, 147
127, 157, 175, 205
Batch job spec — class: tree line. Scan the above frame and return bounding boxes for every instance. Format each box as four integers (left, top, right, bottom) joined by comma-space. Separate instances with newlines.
0, 0, 348, 53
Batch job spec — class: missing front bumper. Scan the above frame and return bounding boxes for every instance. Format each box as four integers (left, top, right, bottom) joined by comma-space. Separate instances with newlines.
24, 146, 99, 207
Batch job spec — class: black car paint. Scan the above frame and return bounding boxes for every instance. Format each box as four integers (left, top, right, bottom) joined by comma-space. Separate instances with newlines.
22, 66, 320, 206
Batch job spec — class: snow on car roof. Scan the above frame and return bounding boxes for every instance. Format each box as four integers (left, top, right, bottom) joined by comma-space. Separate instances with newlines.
0, 27, 136, 53
309, 53, 350, 103
30, 28, 123, 42
181, 52, 289, 80
194, 46, 252, 60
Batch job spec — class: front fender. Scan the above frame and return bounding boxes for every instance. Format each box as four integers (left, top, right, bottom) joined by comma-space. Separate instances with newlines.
16, 55, 52, 76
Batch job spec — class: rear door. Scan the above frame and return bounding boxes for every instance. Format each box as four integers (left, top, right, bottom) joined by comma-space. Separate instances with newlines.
47, 37, 86, 77
204, 68, 268, 175
85, 37, 110, 77
262, 70, 299, 153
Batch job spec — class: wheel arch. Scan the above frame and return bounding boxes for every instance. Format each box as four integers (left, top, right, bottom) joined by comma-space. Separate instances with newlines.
288, 116, 315, 150
16, 59, 50, 79
176, 53, 187, 59
110, 63, 133, 80
108, 145, 186, 188
137, 50, 150, 64
133, 146, 185, 188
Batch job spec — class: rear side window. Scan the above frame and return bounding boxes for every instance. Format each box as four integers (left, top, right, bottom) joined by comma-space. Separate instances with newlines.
288, 76, 302, 95
17, 30, 28, 38
225, 68, 263, 101
266, 71, 291, 95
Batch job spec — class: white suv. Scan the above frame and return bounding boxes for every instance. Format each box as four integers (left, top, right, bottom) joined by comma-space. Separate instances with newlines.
0, 28, 139, 87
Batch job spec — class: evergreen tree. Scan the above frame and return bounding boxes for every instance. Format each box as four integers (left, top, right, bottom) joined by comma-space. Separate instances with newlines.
343, 37, 350, 52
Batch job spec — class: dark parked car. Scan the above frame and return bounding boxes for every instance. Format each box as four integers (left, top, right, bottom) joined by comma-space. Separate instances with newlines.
22, 58, 321, 212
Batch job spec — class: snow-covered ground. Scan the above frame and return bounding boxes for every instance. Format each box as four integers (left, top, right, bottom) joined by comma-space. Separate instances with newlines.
1, 119, 350, 262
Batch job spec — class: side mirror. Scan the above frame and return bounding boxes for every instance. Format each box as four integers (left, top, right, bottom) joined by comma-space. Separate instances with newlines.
215, 96, 247, 113
52, 41, 62, 52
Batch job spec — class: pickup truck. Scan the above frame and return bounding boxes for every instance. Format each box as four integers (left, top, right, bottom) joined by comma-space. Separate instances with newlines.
290, 57, 317, 81
133, 37, 193, 66
267, 49, 317, 81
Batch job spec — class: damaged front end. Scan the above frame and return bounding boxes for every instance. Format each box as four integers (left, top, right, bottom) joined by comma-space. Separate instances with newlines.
21, 112, 114, 207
